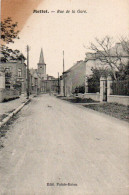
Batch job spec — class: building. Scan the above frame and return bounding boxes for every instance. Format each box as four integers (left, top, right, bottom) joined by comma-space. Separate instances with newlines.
37, 48, 47, 80
0, 53, 27, 94
29, 69, 41, 95
62, 60, 86, 96
61, 42, 129, 97
0, 70, 5, 89
30, 48, 46, 94
42, 75, 58, 93
30, 48, 58, 94
84, 42, 129, 78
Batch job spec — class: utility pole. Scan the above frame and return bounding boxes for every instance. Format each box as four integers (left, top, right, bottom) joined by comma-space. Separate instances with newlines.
84, 63, 88, 94
26, 45, 30, 99
63, 50, 65, 96
58, 72, 60, 94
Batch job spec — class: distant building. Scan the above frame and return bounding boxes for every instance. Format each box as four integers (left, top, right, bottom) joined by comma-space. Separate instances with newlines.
42, 75, 58, 93
30, 48, 58, 94
29, 69, 41, 94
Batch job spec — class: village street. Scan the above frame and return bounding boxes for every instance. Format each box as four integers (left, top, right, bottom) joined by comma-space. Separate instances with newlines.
0, 94, 128, 195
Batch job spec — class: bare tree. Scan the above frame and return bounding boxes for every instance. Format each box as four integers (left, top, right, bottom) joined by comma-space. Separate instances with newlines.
89, 36, 129, 80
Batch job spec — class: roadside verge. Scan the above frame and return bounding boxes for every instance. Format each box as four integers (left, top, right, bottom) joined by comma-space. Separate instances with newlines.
0, 99, 31, 128
57, 96, 129, 123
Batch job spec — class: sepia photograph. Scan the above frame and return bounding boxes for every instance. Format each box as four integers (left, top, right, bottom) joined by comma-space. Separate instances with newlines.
0, 0, 129, 194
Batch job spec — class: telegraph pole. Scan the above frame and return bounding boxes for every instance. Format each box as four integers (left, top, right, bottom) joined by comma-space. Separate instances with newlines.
84, 63, 88, 94
58, 72, 60, 94
26, 45, 30, 99
63, 50, 65, 96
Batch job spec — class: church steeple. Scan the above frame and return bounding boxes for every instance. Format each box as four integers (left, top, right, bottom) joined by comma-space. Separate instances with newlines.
39, 48, 45, 64
37, 48, 46, 77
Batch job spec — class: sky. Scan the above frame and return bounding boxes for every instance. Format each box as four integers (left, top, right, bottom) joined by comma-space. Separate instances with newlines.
2, 0, 129, 77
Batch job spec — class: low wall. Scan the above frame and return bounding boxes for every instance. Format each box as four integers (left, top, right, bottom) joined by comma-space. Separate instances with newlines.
0, 88, 20, 102
107, 95, 129, 106
77, 93, 84, 98
77, 93, 100, 101
84, 93, 100, 101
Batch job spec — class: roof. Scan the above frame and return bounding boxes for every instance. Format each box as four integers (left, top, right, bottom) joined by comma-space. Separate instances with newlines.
63, 60, 84, 74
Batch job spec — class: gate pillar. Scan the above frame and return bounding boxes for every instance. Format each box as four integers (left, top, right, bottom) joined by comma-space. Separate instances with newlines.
85, 75, 88, 93
107, 76, 113, 96
100, 76, 107, 102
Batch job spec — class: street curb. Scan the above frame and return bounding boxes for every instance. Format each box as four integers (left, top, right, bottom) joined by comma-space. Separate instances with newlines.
0, 99, 31, 128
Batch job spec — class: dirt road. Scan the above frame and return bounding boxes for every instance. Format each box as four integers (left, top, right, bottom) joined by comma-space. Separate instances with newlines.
0, 95, 128, 195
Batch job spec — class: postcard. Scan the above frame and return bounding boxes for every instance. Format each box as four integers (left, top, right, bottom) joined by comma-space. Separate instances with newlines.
0, 0, 129, 194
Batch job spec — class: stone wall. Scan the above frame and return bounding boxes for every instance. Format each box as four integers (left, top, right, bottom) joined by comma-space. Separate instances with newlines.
0, 89, 19, 102
107, 95, 129, 106
77, 93, 100, 101
84, 93, 100, 101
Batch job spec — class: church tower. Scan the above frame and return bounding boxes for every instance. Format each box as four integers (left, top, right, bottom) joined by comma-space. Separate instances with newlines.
37, 48, 46, 78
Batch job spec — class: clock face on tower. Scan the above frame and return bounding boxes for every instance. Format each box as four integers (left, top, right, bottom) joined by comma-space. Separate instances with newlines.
39, 65, 44, 73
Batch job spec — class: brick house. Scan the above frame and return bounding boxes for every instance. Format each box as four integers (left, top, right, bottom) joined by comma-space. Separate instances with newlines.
1, 53, 27, 94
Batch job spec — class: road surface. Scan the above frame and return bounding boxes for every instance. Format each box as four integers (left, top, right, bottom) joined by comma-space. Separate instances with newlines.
0, 94, 129, 195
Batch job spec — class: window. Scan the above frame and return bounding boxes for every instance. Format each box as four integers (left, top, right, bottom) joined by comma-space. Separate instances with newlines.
5, 68, 11, 78
18, 68, 22, 77
5, 67, 10, 73
34, 78, 38, 85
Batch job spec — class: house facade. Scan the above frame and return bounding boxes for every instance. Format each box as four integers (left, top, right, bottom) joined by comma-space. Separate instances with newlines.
0, 53, 27, 94
61, 42, 129, 97
63, 60, 86, 96
0, 70, 5, 89
29, 69, 41, 94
